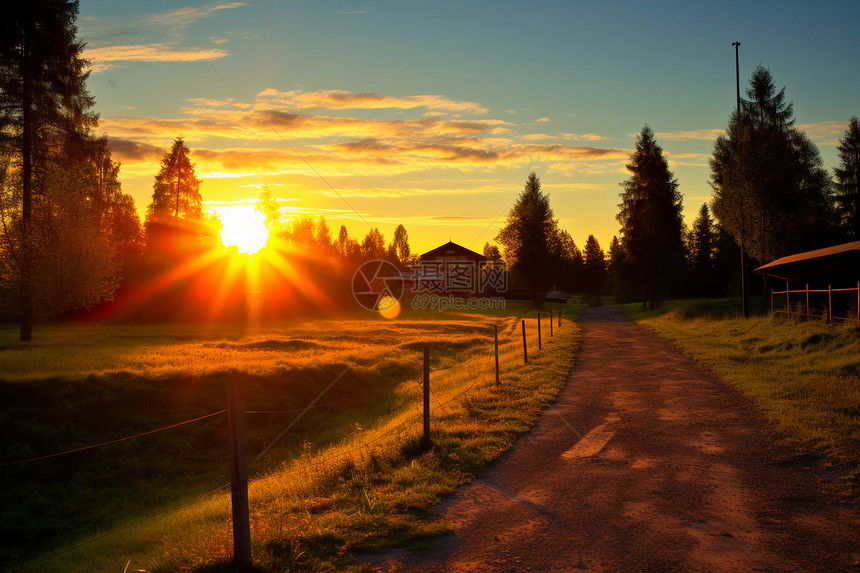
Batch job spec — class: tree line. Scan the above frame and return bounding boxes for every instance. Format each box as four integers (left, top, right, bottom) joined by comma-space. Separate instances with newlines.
2, 2, 858, 334
496, 66, 859, 308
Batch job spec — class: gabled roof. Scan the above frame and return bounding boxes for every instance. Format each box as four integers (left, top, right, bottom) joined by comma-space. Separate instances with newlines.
754, 240, 860, 282
419, 240, 486, 261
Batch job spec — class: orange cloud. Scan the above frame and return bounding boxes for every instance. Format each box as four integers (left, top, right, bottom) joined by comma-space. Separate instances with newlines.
86, 43, 229, 71
797, 121, 851, 145
653, 128, 724, 141
257, 88, 488, 114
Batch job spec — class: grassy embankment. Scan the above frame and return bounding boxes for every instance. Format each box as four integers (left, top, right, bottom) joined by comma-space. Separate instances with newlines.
1, 301, 578, 572
626, 299, 860, 471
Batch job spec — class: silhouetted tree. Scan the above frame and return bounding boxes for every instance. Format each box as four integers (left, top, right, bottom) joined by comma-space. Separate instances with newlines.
617, 126, 685, 308
482, 242, 502, 261
0, 0, 97, 339
315, 215, 334, 253
496, 172, 559, 306
834, 116, 860, 239
711, 66, 834, 263
146, 137, 202, 223
361, 228, 386, 259
688, 203, 716, 297
391, 224, 411, 266
606, 235, 626, 298
582, 235, 605, 297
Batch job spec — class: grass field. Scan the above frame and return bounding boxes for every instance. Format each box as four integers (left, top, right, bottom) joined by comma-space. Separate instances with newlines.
625, 299, 860, 473
1, 301, 578, 572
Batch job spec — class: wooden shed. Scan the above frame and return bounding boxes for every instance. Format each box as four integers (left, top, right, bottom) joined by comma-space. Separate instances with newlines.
754, 240, 860, 322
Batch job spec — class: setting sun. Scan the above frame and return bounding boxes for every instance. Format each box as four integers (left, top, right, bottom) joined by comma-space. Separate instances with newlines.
216, 204, 270, 255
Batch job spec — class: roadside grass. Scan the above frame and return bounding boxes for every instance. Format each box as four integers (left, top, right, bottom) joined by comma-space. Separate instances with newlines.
625, 299, 860, 468
1, 301, 578, 572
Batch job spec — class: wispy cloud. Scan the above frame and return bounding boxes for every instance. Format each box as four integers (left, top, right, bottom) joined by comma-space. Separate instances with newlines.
798, 121, 850, 145
86, 43, 229, 72
653, 128, 724, 141
99, 88, 630, 185
256, 89, 488, 114
146, 2, 247, 31
535, 117, 551, 123
559, 133, 613, 142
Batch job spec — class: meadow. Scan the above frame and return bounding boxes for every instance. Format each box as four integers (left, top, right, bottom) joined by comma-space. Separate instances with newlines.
0, 301, 578, 572
626, 299, 860, 474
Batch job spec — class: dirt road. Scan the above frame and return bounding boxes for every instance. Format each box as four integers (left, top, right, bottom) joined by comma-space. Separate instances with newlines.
367, 306, 860, 572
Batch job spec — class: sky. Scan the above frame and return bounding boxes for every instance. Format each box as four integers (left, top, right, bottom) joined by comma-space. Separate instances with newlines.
78, 0, 860, 255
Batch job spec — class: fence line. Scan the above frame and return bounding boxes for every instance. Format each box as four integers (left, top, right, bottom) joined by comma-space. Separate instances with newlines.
1, 409, 227, 467
10, 307, 571, 569
770, 280, 860, 324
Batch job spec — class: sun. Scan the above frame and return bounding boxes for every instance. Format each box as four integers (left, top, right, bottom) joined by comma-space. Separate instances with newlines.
216, 204, 270, 255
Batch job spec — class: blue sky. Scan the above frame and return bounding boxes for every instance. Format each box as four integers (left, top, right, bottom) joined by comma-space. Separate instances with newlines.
78, 0, 860, 253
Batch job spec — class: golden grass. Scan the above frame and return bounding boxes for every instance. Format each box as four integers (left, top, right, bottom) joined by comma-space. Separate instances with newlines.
3, 301, 579, 572
626, 301, 860, 463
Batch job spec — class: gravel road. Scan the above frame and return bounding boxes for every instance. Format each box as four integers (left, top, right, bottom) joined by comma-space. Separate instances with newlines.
366, 305, 860, 572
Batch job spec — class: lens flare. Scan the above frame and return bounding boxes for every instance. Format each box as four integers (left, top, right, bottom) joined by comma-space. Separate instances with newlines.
216, 204, 269, 255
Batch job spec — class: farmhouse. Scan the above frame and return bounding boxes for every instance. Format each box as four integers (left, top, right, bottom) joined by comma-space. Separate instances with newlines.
754, 240, 860, 322
414, 241, 505, 295
419, 240, 486, 264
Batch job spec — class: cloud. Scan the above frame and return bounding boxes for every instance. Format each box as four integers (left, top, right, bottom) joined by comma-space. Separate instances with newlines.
653, 128, 724, 141
86, 44, 229, 66
256, 89, 488, 114
98, 88, 631, 183
535, 117, 551, 123
108, 138, 165, 161
559, 133, 613, 142
147, 2, 247, 30
797, 121, 851, 145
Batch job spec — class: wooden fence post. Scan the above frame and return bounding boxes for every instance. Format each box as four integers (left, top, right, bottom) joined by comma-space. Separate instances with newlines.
521, 320, 528, 364
537, 313, 542, 350
857, 281, 859, 325
828, 285, 833, 323
493, 325, 500, 385
786, 280, 790, 318
558, 306, 561, 328
806, 284, 810, 321
422, 346, 431, 449
227, 378, 252, 571
549, 310, 553, 337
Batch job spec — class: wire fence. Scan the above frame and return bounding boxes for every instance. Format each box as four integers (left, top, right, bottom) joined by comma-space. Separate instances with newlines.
4, 306, 571, 572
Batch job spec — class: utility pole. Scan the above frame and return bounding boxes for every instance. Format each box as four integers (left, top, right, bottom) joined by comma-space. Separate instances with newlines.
733, 41, 749, 318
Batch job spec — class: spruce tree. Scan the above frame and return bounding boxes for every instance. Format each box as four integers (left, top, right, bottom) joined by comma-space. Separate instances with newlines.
711, 66, 834, 262
146, 137, 202, 223
0, 0, 99, 340
834, 117, 860, 239
496, 172, 559, 305
617, 126, 685, 307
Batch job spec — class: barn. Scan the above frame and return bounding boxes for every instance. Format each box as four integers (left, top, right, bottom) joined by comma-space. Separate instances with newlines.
754, 240, 860, 322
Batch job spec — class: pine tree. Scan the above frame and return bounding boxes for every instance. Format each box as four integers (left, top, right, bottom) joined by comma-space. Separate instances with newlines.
146, 137, 202, 223
617, 126, 685, 307
582, 235, 605, 296
711, 65, 834, 263
392, 224, 411, 266
0, 0, 100, 340
834, 116, 860, 239
496, 172, 559, 305
689, 203, 715, 297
